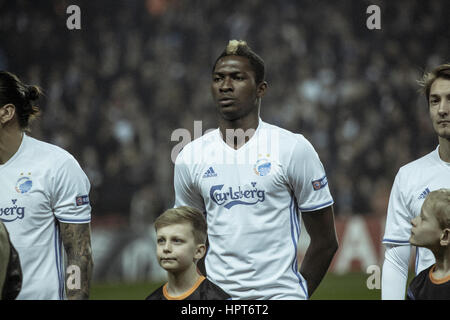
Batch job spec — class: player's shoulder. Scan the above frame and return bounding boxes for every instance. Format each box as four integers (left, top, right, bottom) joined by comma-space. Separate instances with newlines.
407, 268, 427, 297
407, 264, 443, 300
201, 278, 231, 300
175, 129, 219, 163
261, 120, 312, 150
24, 134, 76, 164
415, 264, 433, 283
261, 120, 303, 140
145, 284, 165, 300
397, 148, 438, 176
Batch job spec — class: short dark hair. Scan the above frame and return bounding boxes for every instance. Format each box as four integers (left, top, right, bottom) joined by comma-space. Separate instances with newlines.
0, 71, 42, 130
418, 64, 450, 104
154, 206, 207, 244
212, 40, 265, 84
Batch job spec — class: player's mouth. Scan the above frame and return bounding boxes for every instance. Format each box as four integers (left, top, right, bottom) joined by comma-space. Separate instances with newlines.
437, 120, 450, 125
161, 257, 176, 262
219, 97, 236, 106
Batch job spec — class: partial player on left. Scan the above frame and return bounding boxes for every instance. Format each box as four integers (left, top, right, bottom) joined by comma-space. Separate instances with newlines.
0, 71, 93, 300
0, 220, 22, 300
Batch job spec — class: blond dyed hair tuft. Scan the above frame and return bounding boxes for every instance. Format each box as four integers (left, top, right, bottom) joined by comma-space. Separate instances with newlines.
226, 40, 248, 55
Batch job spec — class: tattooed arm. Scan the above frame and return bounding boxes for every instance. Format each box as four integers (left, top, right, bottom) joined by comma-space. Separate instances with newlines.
59, 222, 93, 300
0, 222, 10, 293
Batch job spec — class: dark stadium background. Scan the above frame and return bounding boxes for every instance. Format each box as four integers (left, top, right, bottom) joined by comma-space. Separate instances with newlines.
1, 0, 448, 299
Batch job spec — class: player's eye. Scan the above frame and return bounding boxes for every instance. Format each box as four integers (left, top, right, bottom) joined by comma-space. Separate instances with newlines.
157, 238, 165, 244
430, 98, 439, 104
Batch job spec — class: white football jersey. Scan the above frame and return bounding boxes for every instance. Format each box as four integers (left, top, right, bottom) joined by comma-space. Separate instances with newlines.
0, 134, 91, 300
383, 146, 450, 274
174, 120, 333, 299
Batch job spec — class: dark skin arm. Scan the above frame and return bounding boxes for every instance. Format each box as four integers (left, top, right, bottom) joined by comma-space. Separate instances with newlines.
300, 205, 339, 297
59, 222, 94, 300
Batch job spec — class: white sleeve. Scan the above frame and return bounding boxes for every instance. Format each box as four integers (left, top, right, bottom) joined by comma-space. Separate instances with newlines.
50, 156, 91, 223
173, 153, 205, 211
383, 170, 413, 244
286, 137, 333, 212
381, 244, 411, 300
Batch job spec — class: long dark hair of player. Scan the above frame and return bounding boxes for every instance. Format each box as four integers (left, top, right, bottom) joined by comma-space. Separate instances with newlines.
0, 71, 42, 131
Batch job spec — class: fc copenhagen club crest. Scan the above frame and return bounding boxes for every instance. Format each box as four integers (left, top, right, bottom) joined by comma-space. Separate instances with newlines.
254, 158, 271, 176
15, 174, 33, 194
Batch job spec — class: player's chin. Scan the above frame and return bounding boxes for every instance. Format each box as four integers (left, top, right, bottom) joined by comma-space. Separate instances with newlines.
409, 235, 423, 247
435, 127, 450, 139
161, 264, 179, 272
218, 103, 236, 112
218, 108, 244, 122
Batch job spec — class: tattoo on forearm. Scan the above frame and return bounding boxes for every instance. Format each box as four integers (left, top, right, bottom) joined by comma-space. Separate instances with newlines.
59, 223, 93, 300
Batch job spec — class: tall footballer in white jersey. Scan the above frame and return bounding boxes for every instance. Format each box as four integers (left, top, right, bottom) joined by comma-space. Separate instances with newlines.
0, 71, 93, 299
173, 40, 338, 300
382, 64, 450, 299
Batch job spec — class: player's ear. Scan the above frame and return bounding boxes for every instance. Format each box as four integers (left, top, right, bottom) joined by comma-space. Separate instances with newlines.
440, 228, 450, 246
256, 81, 268, 98
194, 243, 206, 260
0, 103, 16, 125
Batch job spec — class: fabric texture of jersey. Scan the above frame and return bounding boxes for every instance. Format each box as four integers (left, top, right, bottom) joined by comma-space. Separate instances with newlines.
383, 146, 450, 274
0, 134, 91, 299
407, 264, 450, 300
381, 244, 411, 300
146, 276, 231, 300
174, 120, 333, 299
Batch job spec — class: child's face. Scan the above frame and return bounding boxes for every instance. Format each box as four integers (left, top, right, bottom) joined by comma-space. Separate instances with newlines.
410, 203, 443, 248
156, 222, 205, 273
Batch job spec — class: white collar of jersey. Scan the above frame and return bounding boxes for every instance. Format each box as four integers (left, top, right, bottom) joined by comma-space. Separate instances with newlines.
217, 118, 264, 152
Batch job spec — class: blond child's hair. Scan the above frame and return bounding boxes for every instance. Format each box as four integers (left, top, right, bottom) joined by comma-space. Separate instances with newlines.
154, 206, 207, 244
424, 189, 450, 230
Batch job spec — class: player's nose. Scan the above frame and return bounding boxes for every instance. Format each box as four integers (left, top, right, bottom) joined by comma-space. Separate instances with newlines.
438, 99, 450, 116
163, 242, 172, 252
219, 77, 233, 92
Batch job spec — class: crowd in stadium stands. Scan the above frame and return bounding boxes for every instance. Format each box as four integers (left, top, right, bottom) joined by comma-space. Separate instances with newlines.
0, 0, 448, 227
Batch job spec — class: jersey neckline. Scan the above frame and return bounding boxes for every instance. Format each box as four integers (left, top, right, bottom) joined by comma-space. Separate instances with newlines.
429, 264, 450, 285
162, 275, 206, 300
215, 118, 263, 153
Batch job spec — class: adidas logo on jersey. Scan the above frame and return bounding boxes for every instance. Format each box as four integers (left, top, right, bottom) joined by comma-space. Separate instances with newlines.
203, 167, 218, 178
418, 187, 430, 200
